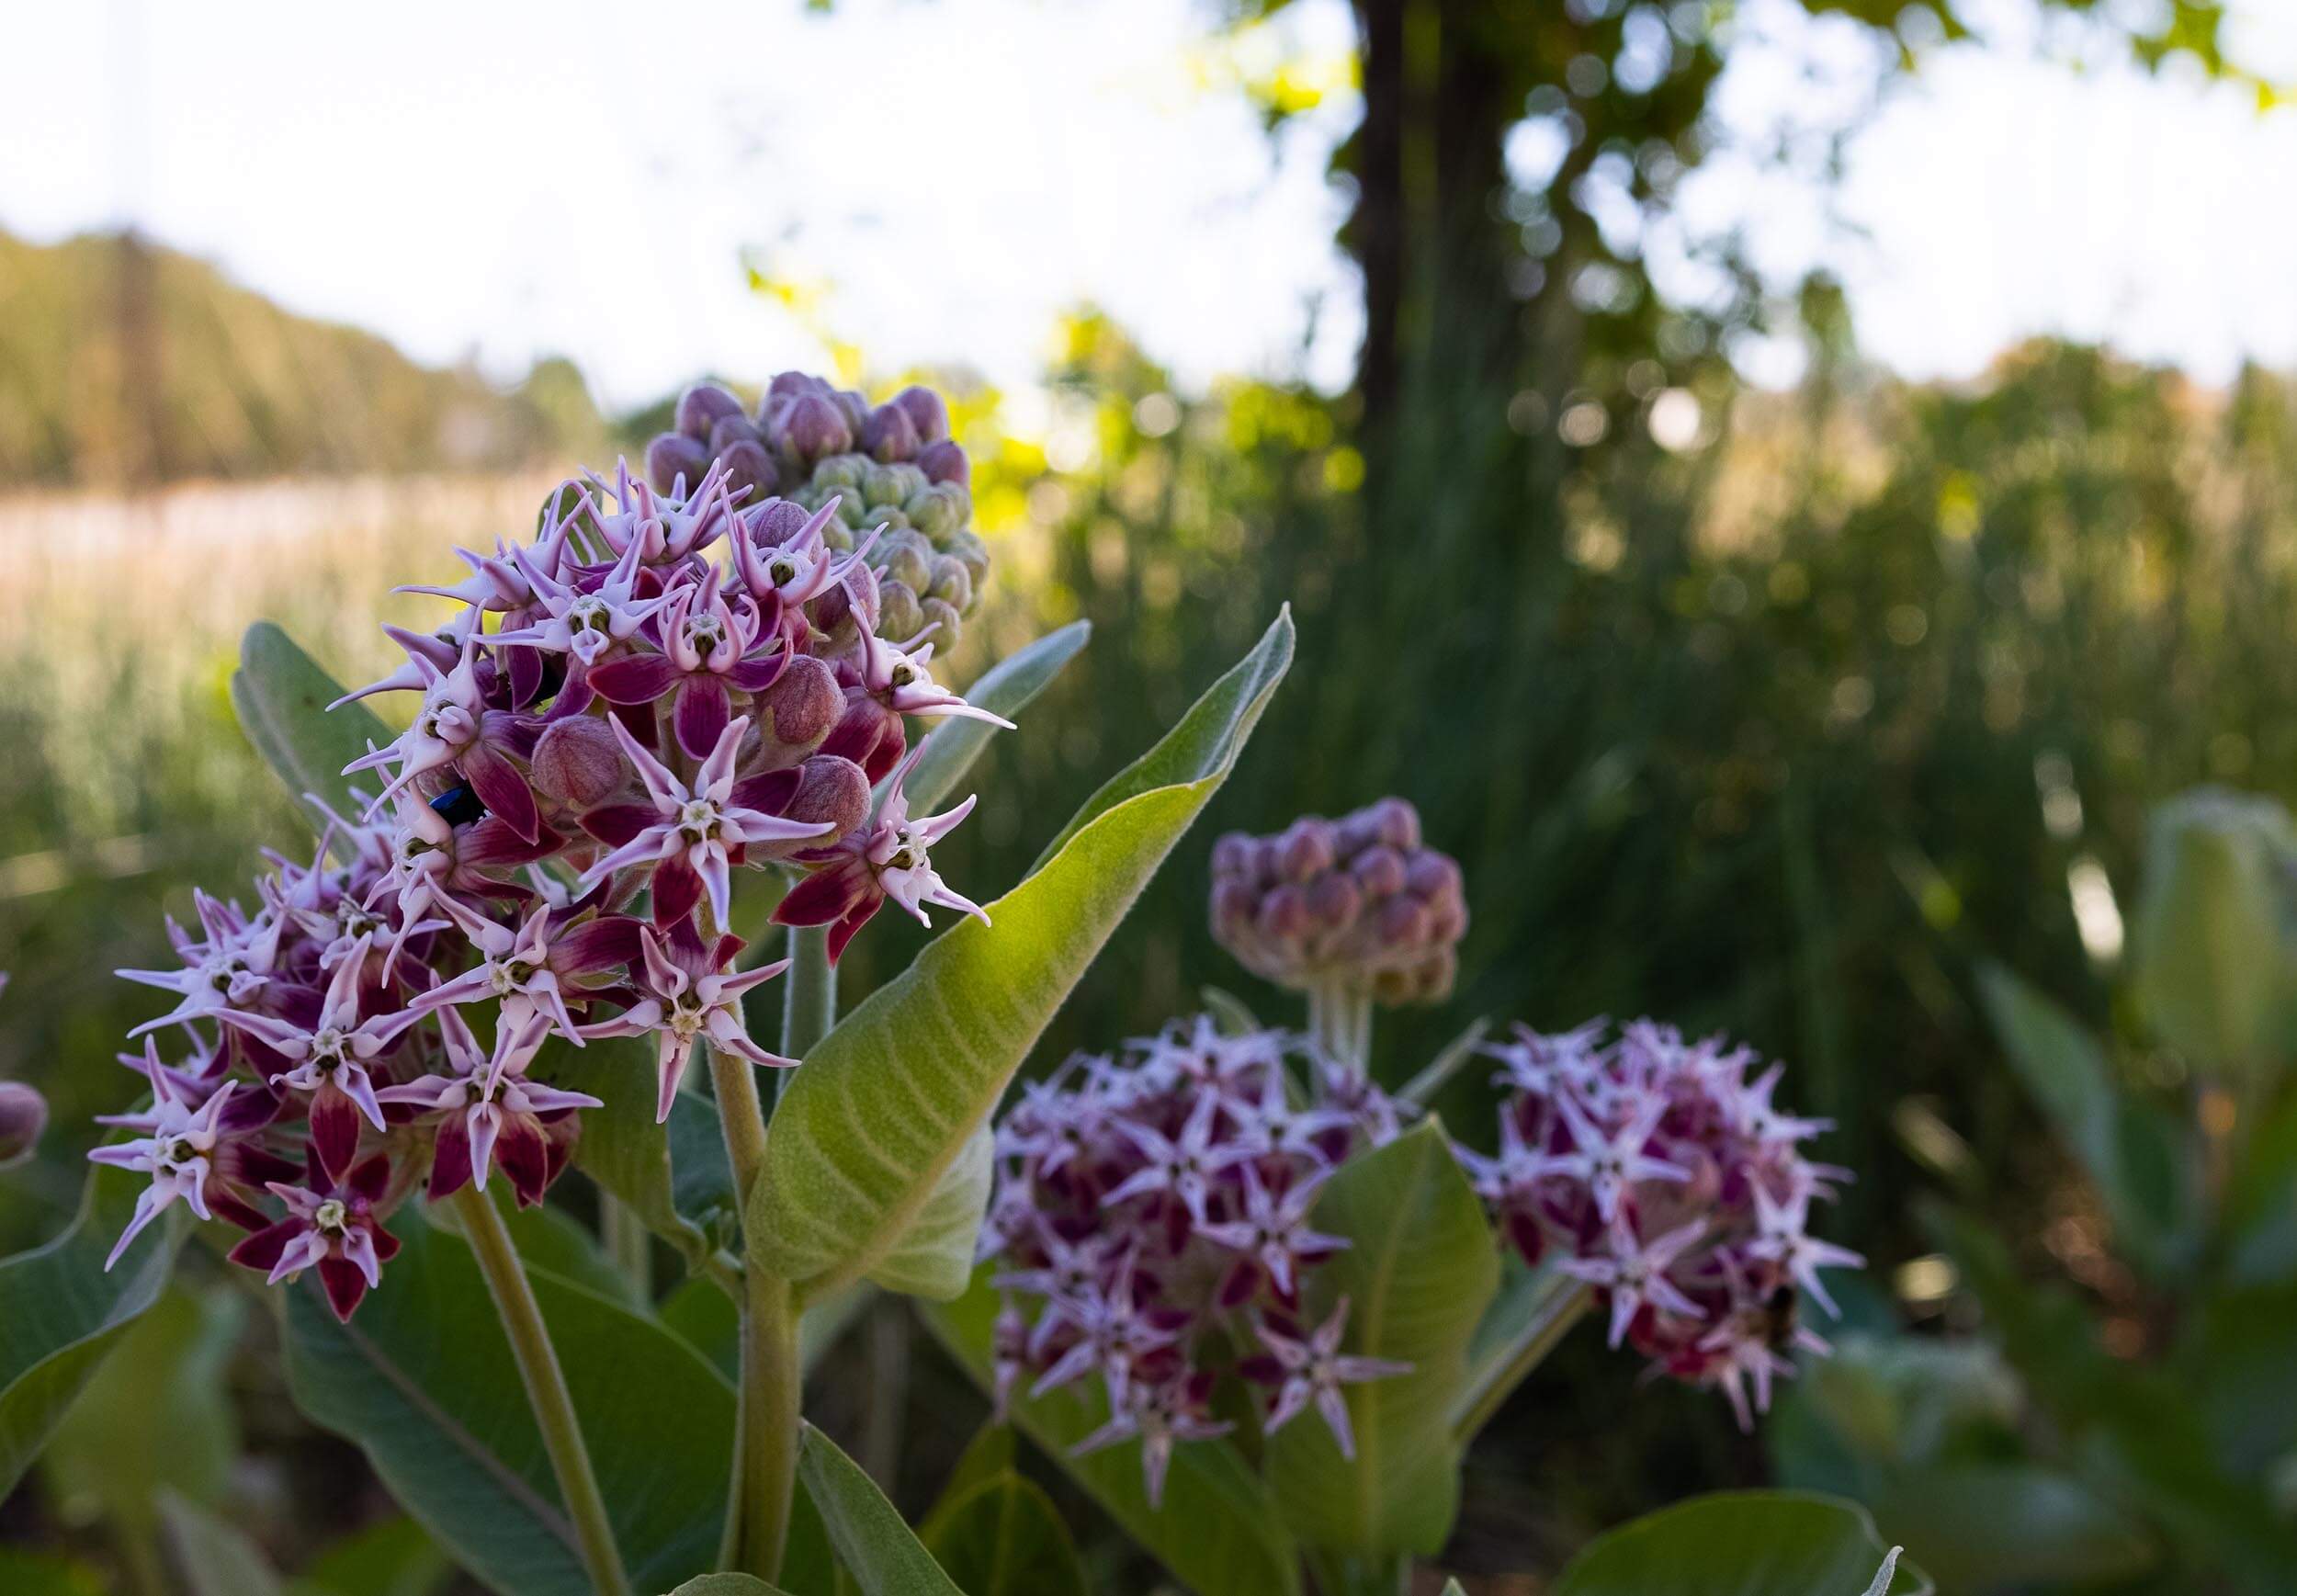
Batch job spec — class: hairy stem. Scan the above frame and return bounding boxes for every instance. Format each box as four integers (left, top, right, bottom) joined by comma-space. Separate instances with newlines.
601, 1193, 651, 1297
709, 1045, 782, 1575
1448, 1276, 1594, 1442
778, 923, 837, 1078
454, 1185, 631, 1596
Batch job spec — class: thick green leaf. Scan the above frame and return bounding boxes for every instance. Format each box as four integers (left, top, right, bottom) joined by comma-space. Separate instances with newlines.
919, 1472, 1088, 1596
1266, 1120, 1499, 1556
1551, 1492, 1931, 1596
1975, 964, 2191, 1274
892, 621, 1092, 817
1029, 607, 1293, 873
161, 1491, 287, 1596
865, 1127, 992, 1299
925, 1270, 1303, 1596
668, 1579, 795, 1595
42, 1285, 243, 1534
796, 1422, 964, 1595
752, 611, 1293, 1303
232, 621, 392, 826
280, 1208, 733, 1596
1872, 1463, 2156, 1590
0, 1163, 178, 1498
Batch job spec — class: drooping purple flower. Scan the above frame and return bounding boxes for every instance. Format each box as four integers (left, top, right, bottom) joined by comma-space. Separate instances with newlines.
771, 746, 987, 962
89, 1042, 290, 1266
376, 1008, 600, 1205
405, 896, 638, 1053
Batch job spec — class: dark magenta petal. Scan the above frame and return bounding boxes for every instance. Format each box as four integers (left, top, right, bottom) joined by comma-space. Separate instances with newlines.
651, 856, 702, 931
674, 676, 731, 760
588, 653, 677, 706
318, 1258, 369, 1322
580, 803, 655, 848
461, 745, 539, 845
309, 1088, 361, 1183
228, 1219, 302, 1273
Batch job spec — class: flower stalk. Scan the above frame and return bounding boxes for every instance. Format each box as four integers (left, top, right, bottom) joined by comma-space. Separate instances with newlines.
452, 1183, 630, 1596
1448, 1274, 1593, 1442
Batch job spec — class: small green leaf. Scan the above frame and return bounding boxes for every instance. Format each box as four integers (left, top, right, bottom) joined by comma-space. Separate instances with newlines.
2131, 788, 2297, 1078
891, 621, 1092, 817
1266, 1120, 1500, 1556
667, 1579, 796, 1595
280, 1208, 733, 1596
1198, 986, 1262, 1036
1551, 1492, 1932, 1596
0, 1164, 179, 1499
796, 1422, 964, 1595
232, 621, 392, 828
920, 1472, 1088, 1596
752, 611, 1293, 1303
160, 1491, 287, 1596
925, 1269, 1302, 1596
289, 1515, 450, 1596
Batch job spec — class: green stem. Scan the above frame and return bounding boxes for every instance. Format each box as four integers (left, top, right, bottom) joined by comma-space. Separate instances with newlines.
601, 1193, 651, 1298
778, 923, 837, 1070
1307, 981, 1375, 1072
709, 1046, 788, 1577
454, 1185, 631, 1596
1449, 1277, 1594, 1442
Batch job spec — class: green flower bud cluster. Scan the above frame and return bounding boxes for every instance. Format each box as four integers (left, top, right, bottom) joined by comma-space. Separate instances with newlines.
648, 373, 991, 653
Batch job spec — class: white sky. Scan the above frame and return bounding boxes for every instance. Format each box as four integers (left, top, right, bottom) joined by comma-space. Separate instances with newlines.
0, 0, 2291, 408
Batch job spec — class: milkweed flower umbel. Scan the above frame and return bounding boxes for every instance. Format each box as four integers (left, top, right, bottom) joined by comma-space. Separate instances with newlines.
978, 1018, 1411, 1506
96, 372, 1006, 1319
1456, 1019, 1863, 1427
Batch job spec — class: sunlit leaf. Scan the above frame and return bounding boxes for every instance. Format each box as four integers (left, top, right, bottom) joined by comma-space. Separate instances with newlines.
750, 611, 1294, 1303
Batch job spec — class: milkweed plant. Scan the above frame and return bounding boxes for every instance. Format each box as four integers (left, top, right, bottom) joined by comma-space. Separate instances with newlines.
0, 376, 1919, 1595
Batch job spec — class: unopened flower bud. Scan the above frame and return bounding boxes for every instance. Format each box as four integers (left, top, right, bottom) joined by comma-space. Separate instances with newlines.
1369, 797, 1420, 852
1350, 845, 1408, 898
1278, 820, 1337, 882
1211, 876, 1258, 936
1212, 832, 1256, 877
834, 390, 871, 435
647, 432, 710, 495
781, 394, 853, 464
918, 595, 962, 653
766, 369, 823, 403
904, 483, 964, 539
1406, 851, 1462, 906
862, 402, 921, 463
0, 1081, 43, 1166
1376, 897, 1430, 948
879, 529, 935, 593
865, 463, 929, 511
530, 716, 628, 808
926, 555, 972, 614
1258, 884, 1313, 943
877, 581, 925, 643
945, 529, 991, 593
1306, 872, 1362, 934
710, 413, 764, 455
785, 754, 871, 841
719, 438, 779, 500
753, 655, 842, 758
747, 497, 814, 546
919, 439, 970, 488
892, 383, 950, 444
812, 453, 867, 491
676, 382, 746, 441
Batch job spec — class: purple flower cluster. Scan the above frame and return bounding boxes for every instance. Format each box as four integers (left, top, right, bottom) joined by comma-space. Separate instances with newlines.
1209, 798, 1466, 1005
979, 1017, 1410, 1505
644, 375, 988, 657
1456, 1020, 1862, 1427
97, 377, 1008, 1319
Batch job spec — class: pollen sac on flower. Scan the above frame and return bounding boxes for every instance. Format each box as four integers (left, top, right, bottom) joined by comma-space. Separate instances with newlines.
1454, 1019, 1862, 1430
1209, 798, 1466, 1004
978, 1016, 1412, 1505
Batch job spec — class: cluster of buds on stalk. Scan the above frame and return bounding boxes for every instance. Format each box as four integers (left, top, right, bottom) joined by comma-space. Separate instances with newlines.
979, 1017, 1410, 1505
95, 376, 1007, 1319
1456, 1020, 1862, 1428
644, 374, 989, 656
1210, 798, 1466, 1005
